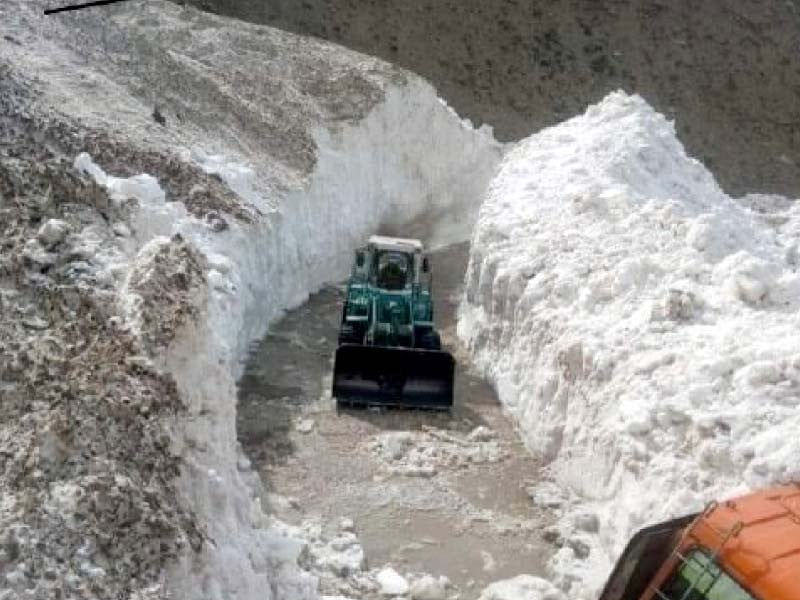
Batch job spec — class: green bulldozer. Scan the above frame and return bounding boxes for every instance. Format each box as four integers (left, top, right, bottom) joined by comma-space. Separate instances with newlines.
332, 235, 455, 409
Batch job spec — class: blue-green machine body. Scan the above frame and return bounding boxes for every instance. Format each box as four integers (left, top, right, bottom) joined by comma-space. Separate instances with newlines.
333, 236, 455, 409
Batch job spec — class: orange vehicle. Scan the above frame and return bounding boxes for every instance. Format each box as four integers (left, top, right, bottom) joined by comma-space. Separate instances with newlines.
600, 484, 800, 600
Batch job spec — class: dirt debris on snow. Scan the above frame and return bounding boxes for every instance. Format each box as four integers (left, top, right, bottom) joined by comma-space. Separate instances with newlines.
1, 1, 503, 597
271, 515, 459, 600
0, 67, 254, 225
2, 0, 404, 194
125, 234, 208, 351
366, 425, 507, 478
0, 74, 204, 598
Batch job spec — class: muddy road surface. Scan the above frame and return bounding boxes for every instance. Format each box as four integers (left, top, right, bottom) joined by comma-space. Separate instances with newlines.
237, 243, 553, 598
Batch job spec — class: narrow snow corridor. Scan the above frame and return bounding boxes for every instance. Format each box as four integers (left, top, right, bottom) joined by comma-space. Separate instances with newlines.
237, 243, 555, 599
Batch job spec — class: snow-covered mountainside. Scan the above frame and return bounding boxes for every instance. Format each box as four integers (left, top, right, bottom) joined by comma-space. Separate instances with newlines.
459, 91, 800, 598
0, 2, 501, 598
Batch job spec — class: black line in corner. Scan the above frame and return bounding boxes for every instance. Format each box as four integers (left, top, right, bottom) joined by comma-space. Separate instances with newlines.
44, 0, 133, 15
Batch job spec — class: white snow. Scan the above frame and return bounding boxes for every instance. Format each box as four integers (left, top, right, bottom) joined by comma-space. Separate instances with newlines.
76, 75, 501, 599
376, 567, 410, 596
311, 532, 366, 578
478, 575, 564, 600
459, 91, 800, 598
296, 418, 316, 434
409, 575, 447, 600
480, 550, 497, 573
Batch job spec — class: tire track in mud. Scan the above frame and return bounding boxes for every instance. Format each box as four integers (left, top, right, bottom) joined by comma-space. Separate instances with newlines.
237, 242, 555, 598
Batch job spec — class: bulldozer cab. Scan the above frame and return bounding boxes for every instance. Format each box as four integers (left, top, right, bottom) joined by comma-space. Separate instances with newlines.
374, 250, 412, 290
355, 235, 425, 291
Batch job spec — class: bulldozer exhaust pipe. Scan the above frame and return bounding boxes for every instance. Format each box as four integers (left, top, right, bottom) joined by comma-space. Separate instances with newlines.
332, 344, 455, 409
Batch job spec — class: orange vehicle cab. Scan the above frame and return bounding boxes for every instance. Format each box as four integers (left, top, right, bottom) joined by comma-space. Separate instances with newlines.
599, 484, 800, 600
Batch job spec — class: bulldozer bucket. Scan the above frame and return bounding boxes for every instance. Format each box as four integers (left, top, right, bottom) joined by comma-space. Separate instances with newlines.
333, 344, 455, 409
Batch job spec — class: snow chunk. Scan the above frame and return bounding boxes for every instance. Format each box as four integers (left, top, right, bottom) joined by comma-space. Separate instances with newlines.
339, 517, 355, 533
481, 550, 497, 573
376, 567, 410, 596
313, 533, 365, 577
75, 153, 166, 205
478, 575, 565, 600
296, 418, 315, 434
381, 432, 414, 461
410, 575, 447, 600
468, 425, 496, 442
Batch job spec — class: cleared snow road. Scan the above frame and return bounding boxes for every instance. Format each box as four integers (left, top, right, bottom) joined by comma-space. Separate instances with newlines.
237, 243, 554, 598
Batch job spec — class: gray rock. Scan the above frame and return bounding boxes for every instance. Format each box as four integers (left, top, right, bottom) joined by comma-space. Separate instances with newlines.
573, 512, 599, 533
37, 219, 69, 249
541, 526, 562, 546
567, 537, 591, 559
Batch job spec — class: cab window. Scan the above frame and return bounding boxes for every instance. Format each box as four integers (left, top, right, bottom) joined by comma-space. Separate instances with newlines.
374, 251, 411, 290
658, 549, 756, 600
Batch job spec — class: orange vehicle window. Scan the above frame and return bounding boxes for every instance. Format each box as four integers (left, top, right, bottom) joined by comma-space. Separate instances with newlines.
658, 549, 757, 600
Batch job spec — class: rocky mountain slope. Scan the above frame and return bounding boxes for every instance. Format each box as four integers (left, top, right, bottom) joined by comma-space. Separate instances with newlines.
181, 0, 800, 197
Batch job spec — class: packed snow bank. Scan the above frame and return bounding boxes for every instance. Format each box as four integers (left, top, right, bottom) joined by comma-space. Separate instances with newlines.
4, 1, 500, 598
459, 91, 800, 597
76, 76, 500, 599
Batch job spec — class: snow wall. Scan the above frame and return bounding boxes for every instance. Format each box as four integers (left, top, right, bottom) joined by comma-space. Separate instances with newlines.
459, 91, 800, 598
77, 79, 502, 599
